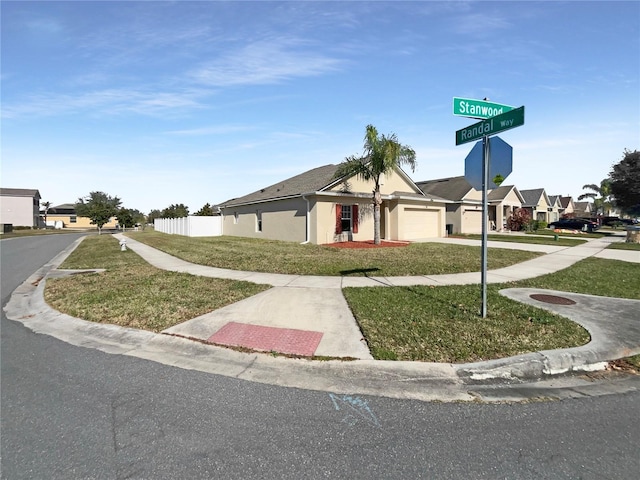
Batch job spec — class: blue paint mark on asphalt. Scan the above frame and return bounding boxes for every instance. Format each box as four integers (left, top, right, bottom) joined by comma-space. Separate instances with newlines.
329, 393, 381, 428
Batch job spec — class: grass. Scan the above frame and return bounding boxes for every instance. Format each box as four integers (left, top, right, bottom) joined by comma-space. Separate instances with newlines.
343, 256, 639, 362
126, 230, 542, 276
607, 242, 640, 251
44, 235, 269, 332
526, 229, 607, 239
45, 232, 639, 364
451, 233, 586, 247
342, 284, 590, 362
0, 229, 87, 239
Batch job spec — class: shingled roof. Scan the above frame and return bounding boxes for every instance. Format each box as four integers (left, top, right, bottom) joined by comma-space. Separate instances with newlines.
519, 188, 547, 207
487, 185, 522, 203
0, 188, 40, 198
218, 164, 342, 208
415, 176, 474, 202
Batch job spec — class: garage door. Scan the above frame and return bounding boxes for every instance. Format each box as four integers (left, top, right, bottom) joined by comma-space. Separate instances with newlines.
462, 209, 483, 234
403, 208, 440, 240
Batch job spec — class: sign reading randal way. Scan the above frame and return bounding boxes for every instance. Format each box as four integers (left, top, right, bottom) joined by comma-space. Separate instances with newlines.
455, 106, 525, 145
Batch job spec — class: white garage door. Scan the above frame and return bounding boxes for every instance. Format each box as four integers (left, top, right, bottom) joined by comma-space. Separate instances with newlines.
462, 209, 483, 234
403, 208, 440, 239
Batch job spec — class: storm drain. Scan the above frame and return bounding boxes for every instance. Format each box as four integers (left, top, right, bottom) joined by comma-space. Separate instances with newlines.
529, 293, 576, 305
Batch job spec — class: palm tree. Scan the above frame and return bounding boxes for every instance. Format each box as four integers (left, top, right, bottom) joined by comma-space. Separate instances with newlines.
578, 179, 613, 216
335, 125, 416, 244
41, 201, 51, 228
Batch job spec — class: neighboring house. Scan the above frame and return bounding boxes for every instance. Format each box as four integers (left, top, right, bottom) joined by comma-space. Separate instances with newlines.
547, 195, 563, 223
46, 203, 118, 229
519, 188, 554, 223
573, 201, 593, 218
416, 176, 483, 234
487, 185, 525, 231
217, 164, 449, 245
0, 188, 41, 227
557, 196, 575, 218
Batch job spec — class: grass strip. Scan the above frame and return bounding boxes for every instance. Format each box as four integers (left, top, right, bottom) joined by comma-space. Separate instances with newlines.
451, 233, 585, 247
607, 242, 640, 251
44, 235, 269, 332
127, 230, 541, 276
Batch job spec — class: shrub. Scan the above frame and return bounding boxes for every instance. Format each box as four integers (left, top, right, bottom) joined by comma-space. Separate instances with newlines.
506, 208, 531, 231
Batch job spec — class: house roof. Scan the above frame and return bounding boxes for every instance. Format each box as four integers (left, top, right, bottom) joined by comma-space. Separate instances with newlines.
218, 163, 438, 208
0, 188, 41, 198
218, 164, 341, 208
573, 201, 592, 212
559, 196, 574, 209
519, 188, 549, 207
47, 204, 76, 214
548, 195, 561, 206
487, 185, 524, 203
415, 176, 474, 202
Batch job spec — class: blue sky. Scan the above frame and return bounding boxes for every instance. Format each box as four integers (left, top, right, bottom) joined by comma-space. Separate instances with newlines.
2, 1, 638, 214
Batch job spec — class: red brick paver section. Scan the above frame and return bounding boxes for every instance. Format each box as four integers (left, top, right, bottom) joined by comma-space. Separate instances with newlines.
208, 322, 324, 357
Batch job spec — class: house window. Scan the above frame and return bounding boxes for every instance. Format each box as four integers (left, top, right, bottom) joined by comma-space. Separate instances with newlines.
335, 204, 359, 234
234, 212, 239, 224
70, 216, 77, 223
341, 205, 352, 232
256, 210, 262, 232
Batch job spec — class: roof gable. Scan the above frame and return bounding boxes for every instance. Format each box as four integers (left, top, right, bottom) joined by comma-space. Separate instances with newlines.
488, 185, 525, 204
519, 188, 550, 207
415, 176, 475, 202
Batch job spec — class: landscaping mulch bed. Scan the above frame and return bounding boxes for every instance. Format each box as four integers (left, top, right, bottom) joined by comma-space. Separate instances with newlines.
326, 240, 410, 249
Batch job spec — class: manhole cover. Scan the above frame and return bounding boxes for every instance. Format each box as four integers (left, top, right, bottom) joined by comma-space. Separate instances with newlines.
529, 293, 576, 305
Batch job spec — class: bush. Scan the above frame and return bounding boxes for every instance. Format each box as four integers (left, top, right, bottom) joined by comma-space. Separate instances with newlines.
506, 208, 531, 231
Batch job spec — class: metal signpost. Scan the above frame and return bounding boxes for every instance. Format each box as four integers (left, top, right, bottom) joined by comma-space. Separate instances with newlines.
455, 99, 524, 318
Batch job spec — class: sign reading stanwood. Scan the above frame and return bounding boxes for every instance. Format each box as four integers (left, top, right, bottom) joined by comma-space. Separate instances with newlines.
453, 97, 515, 119
455, 106, 525, 145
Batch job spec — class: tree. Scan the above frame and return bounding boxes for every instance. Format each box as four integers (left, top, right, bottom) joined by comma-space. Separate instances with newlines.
610, 149, 640, 216
116, 208, 135, 230
75, 191, 121, 234
41, 201, 51, 228
147, 209, 162, 224
161, 204, 189, 218
578, 179, 613, 216
194, 203, 215, 216
334, 125, 416, 244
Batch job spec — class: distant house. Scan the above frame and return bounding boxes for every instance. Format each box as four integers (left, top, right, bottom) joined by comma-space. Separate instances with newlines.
573, 201, 593, 218
46, 203, 118, 229
546, 195, 563, 223
0, 188, 41, 228
557, 196, 575, 217
519, 188, 556, 223
416, 176, 482, 234
488, 185, 525, 231
416, 176, 523, 234
218, 164, 449, 244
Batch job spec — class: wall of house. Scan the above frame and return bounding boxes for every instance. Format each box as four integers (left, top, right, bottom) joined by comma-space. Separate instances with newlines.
223, 198, 307, 243
313, 198, 372, 244
0, 196, 38, 227
329, 170, 419, 196
46, 214, 118, 229
494, 189, 523, 230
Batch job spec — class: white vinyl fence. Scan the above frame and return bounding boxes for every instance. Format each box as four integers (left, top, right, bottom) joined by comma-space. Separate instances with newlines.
154, 216, 222, 237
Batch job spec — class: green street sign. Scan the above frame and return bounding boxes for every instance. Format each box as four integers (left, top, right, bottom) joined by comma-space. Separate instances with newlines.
455, 106, 525, 145
453, 97, 515, 119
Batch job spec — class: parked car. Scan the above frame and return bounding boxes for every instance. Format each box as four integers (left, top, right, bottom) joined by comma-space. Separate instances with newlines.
548, 218, 599, 232
602, 216, 636, 227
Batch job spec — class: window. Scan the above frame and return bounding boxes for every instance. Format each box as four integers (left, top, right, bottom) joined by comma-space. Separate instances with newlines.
70, 216, 77, 223
341, 205, 352, 232
335, 204, 359, 234
256, 210, 262, 232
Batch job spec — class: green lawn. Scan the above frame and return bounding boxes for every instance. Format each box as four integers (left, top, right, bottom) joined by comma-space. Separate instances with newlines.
607, 242, 640, 251
127, 230, 541, 276
45, 235, 269, 332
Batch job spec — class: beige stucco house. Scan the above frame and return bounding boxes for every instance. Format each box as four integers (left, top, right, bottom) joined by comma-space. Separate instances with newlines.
0, 188, 41, 228
488, 185, 525, 231
573, 201, 593, 218
416, 176, 482, 234
46, 203, 118, 229
557, 196, 575, 218
217, 164, 449, 244
520, 188, 556, 223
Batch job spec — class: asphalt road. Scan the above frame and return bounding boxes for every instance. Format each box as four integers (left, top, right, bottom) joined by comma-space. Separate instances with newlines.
2, 234, 639, 479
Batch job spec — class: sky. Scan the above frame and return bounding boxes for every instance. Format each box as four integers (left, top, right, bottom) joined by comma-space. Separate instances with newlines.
2, 0, 639, 214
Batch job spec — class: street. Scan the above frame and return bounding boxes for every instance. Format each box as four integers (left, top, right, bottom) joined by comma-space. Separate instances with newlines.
2, 235, 639, 479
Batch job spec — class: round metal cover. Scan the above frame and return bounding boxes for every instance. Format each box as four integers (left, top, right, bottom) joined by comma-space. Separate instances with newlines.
529, 293, 576, 305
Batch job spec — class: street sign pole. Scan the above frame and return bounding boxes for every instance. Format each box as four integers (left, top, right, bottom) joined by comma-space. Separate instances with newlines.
481, 135, 489, 318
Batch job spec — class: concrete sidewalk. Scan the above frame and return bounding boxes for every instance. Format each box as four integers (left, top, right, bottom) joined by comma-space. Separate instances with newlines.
4, 233, 640, 402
